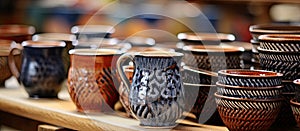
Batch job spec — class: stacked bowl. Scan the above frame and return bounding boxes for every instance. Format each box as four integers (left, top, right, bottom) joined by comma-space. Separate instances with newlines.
216, 69, 283, 131
249, 24, 300, 70
258, 34, 300, 127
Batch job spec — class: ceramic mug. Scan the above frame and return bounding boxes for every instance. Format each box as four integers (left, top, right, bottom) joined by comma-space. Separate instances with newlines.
117, 51, 185, 127
32, 33, 77, 77
8, 40, 66, 98
0, 40, 21, 86
68, 48, 121, 113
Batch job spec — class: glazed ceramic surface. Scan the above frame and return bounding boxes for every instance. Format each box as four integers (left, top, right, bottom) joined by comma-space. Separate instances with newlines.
218, 69, 283, 87
117, 51, 185, 127
68, 49, 121, 112
0, 40, 21, 86
8, 41, 65, 98
259, 34, 300, 52
182, 45, 244, 72
215, 93, 282, 131
216, 82, 282, 99
249, 24, 300, 41
290, 99, 300, 128
293, 79, 300, 102
32, 33, 77, 78
258, 47, 300, 80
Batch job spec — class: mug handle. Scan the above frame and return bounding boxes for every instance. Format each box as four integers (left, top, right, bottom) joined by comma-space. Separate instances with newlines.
116, 53, 135, 92
8, 47, 22, 81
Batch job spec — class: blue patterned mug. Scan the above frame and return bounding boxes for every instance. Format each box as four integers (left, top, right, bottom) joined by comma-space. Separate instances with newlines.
117, 51, 185, 127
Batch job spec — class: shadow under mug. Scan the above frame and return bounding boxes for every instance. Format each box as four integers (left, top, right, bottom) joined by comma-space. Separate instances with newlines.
67, 48, 122, 113
8, 40, 66, 98
117, 51, 185, 127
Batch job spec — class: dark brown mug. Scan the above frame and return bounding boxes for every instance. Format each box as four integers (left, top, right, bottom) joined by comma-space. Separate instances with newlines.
32, 33, 77, 77
8, 40, 66, 98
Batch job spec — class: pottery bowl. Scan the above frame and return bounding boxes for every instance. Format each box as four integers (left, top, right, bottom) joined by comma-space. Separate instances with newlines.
216, 82, 282, 99
293, 79, 300, 103
258, 47, 300, 80
259, 34, 300, 52
182, 45, 244, 72
249, 24, 300, 41
218, 69, 283, 87
215, 93, 282, 131
290, 98, 300, 128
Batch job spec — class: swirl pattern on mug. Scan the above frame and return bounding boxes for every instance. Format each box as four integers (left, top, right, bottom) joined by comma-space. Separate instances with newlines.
130, 64, 184, 126
68, 67, 119, 112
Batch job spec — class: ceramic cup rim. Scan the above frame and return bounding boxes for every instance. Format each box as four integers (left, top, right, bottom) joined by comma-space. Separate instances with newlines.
69, 48, 122, 56
218, 69, 283, 78
258, 34, 300, 42
22, 40, 66, 48
177, 32, 235, 42
249, 24, 300, 34
134, 50, 183, 57
71, 25, 115, 34
32, 33, 76, 42
182, 45, 244, 53
214, 92, 283, 102
216, 82, 283, 90
290, 98, 300, 107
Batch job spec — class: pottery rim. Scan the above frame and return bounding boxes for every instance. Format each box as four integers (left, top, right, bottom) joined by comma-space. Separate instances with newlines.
32, 33, 76, 42
182, 45, 244, 53
22, 40, 66, 48
218, 69, 283, 78
177, 32, 235, 42
69, 48, 122, 56
216, 82, 283, 90
249, 24, 300, 34
71, 25, 115, 34
214, 92, 283, 102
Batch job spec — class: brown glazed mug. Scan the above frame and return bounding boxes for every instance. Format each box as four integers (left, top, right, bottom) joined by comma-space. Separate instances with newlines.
8, 40, 66, 98
68, 48, 122, 113
0, 25, 35, 43
32, 33, 77, 77
0, 40, 21, 86
117, 51, 185, 127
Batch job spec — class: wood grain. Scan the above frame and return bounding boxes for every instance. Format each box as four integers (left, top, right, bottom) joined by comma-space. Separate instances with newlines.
0, 78, 228, 131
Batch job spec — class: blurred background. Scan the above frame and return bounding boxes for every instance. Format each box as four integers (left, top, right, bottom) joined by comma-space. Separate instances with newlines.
1, 0, 300, 42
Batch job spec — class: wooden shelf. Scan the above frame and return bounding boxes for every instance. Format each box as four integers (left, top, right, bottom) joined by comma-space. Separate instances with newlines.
0, 78, 228, 131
